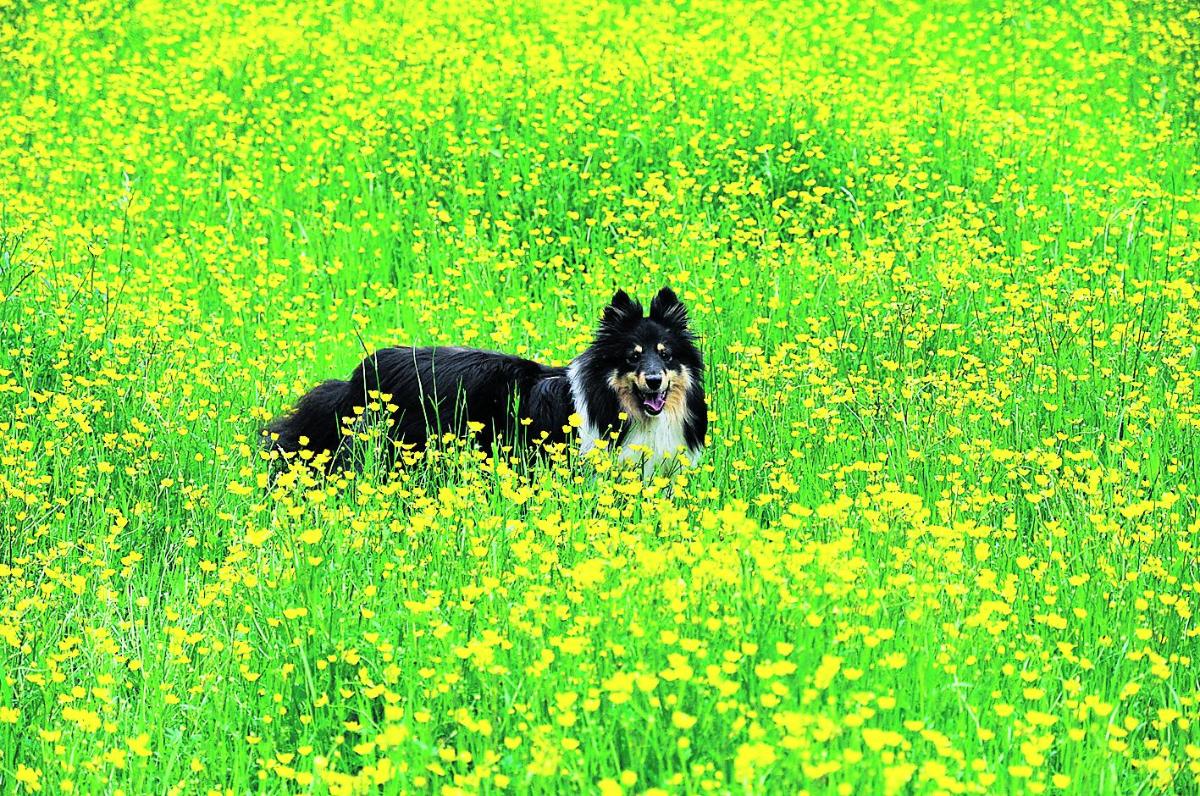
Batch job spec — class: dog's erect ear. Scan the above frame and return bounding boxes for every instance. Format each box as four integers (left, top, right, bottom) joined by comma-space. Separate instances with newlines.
601, 289, 642, 330
649, 286, 689, 330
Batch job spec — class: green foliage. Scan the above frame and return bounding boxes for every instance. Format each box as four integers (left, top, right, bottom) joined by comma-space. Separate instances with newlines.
0, 0, 1198, 793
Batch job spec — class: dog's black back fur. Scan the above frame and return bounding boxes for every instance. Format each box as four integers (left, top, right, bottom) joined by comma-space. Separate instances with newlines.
266, 347, 573, 468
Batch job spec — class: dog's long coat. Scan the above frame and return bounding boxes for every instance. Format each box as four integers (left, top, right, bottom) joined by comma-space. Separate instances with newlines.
267, 347, 574, 464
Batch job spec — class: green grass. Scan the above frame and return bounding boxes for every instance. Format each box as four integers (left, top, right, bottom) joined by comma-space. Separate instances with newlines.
1, 0, 1199, 792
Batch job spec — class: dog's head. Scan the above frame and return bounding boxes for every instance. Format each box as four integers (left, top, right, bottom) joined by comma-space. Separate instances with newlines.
589, 287, 702, 421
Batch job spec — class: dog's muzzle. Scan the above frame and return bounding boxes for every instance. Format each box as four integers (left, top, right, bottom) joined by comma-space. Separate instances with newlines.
636, 375, 668, 416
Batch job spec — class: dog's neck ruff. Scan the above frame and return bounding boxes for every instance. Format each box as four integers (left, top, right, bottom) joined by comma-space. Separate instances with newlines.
567, 359, 699, 479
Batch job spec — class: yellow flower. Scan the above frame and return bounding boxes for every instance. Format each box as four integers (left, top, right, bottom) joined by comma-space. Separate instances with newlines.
671, 711, 697, 730
16, 765, 41, 791
127, 734, 152, 758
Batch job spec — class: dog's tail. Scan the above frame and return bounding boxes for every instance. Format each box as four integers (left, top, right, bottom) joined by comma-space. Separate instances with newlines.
264, 379, 357, 466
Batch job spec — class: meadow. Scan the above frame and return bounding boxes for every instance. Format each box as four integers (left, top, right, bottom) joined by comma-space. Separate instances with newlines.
1, 0, 1199, 792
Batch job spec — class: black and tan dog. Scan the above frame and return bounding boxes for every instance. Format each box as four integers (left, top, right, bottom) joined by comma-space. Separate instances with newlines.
265, 287, 706, 476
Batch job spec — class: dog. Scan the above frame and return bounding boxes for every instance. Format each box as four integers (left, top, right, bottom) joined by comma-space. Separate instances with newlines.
264, 287, 706, 477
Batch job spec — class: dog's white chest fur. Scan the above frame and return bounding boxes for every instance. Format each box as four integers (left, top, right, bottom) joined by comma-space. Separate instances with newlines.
567, 362, 697, 478
617, 418, 693, 478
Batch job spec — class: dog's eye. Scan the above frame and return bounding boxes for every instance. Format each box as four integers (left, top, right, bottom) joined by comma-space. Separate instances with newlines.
661, 350, 674, 362
626, 351, 640, 364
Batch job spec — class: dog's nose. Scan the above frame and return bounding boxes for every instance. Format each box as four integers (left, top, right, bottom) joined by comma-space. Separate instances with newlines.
644, 373, 663, 391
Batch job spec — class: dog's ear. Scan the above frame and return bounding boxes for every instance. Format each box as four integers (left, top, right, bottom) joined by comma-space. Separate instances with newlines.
602, 289, 642, 330
649, 286, 689, 330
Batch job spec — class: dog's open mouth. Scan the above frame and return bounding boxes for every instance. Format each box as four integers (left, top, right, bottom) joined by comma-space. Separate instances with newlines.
638, 388, 668, 416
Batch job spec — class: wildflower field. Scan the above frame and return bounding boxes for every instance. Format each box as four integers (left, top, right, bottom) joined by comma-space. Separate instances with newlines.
2, 0, 1200, 793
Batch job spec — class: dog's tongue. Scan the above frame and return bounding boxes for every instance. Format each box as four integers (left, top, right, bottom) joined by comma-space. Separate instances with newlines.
644, 392, 667, 412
